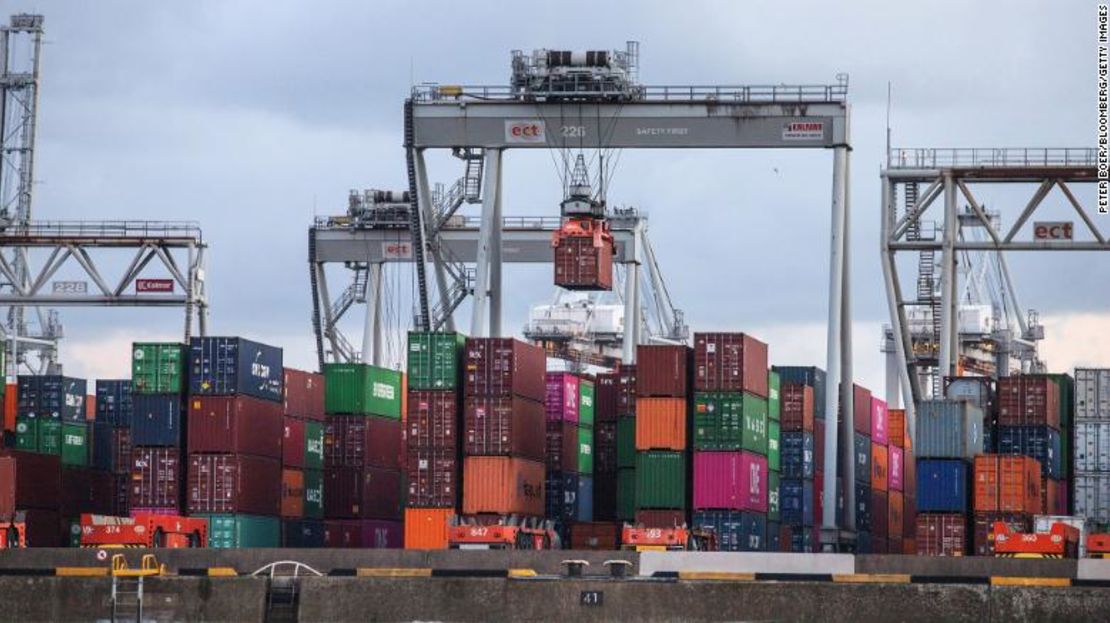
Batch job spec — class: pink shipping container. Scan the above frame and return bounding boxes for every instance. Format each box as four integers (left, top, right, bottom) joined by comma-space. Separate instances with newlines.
890, 446, 904, 491
187, 453, 282, 516
283, 416, 306, 468
545, 372, 580, 423
693, 451, 767, 512
871, 397, 889, 445
187, 395, 284, 459
130, 447, 181, 511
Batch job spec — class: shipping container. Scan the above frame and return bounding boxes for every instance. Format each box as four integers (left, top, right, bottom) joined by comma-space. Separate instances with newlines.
617, 468, 635, 521
1041, 477, 1060, 515
131, 343, 186, 394
14, 417, 61, 455
405, 389, 457, 451
634, 509, 686, 528
854, 433, 871, 484
17, 375, 86, 421
61, 422, 89, 466
404, 507, 453, 549
280, 468, 304, 518
130, 447, 180, 510
972, 511, 1031, 557
872, 443, 888, 492
283, 368, 325, 421
814, 419, 826, 473
693, 392, 767, 454
324, 465, 401, 520
1075, 368, 1110, 421
916, 513, 967, 556
917, 459, 970, 513
768, 371, 780, 422
616, 416, 636, 469
282, 416, 306, 468
464, 338, 545, 401
303, 468, 323, 519
595, 373, 619, 422
323, 363, 402, 418
768, 470, 780, 523
579, 379, 595, 427
130, 395, 182, 447
997, 425, 1062, 478
407, 332, 465, 391
890, 446, 904, 492
871, 489, 889, 538
187, 395, 283, 459
767, 520, 782, 552
554, 233, 614, 290
780, 383, 814, 433
855, 482, 872, 533
692, 451, 766, 512
692, 333, 769, 396
0, 450, 62, 511
0, 456, 14, 519
464, 396, 544, 460
405, 448, 457, 508
945, 376, 994, 412
594, 421, 618, 474
95, 380, 133, 427
617, 366, 637, 415
569, 522, 619, 550
693, 510, 766, 552
635, 451, 686, 510
21, 508, 63, 547
461, 456, 545, 516
187, 453, 282, 516
1074, 473, 1110, 524
546, 420, 580, 474
871, 398, 889, 445
198, 513, 281, 548
545, 372, 579, 423
767, 420, 780, 472
772, 366, 827, 421
786, 523, 818, 553
915, 400, 983, 460
593, 473, 617, 522
3, 384, 16, 436
781, 432, 814, 479
189, 337, 283, 402
283, 518, 325, 548
889, 409, 906, 448
325, 414, 402, 469
637, 345, 690, 397
305, 421, 325, 471
781, 478, 814, 526
889, 490, 904, 542
904, 495, 917, 540
1075, 422, 1110, 472
638, 397, 687, 451
998, 375, 1060, 429
546, 472, 594, 523
332, 519, 405, 548
851, 385, 872, 434
579, 427, 594, 474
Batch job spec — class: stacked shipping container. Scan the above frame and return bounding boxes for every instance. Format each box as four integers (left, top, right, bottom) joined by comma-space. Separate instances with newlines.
1074, 368, 1110, 531
130, 343, 186, 515
544, 372, 595, 534
279, 368, 326, 547
914, 399, 981, 556
635, 344, 691, 530
997, 375, 1068, 516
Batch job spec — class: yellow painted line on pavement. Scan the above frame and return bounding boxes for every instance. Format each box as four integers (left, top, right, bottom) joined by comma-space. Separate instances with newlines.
207, 567, 238, 577
55, 567, 109, 577
990, 576, 1071, 587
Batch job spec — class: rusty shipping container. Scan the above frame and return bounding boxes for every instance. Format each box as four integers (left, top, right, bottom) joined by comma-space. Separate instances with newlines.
462, 456, 545, 516
464, 396, 545, 460
324, 465, 402, 520
554, 235, 614, 290
637, 345, 690, 397
283, 368, 325, 421
635, 398, 687, 451
916, 513, 967, 556
325, 415, 402, 469
872, 490, 889, 539
889, 409, 906, 448
972, 511, 1031, 557
872, 442, 888, 492
973, 454, 1041, 514
693, 333, 769, 396
187, 395, 284, 459
781, 383, 814, 432
617, 366, 637, 414
187, 453, 282, 516
998, 376, 1060, 429
464, 338, 546, 401
852, 384, 872, 434
888, 490, 904, 542
406, 448, 458, 508
281, 468, 304, 518
131, 447, 181, 510
406, 390, 458, 450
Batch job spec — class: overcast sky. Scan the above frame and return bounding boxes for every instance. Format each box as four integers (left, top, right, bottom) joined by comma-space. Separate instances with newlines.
7, 0, 1106, 395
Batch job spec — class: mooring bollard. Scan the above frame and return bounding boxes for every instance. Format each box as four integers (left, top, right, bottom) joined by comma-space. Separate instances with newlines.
562, 559, 589, 578
603, 560, 632, 579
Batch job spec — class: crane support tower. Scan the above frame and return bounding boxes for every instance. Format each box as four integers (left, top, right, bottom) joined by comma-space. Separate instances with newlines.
880, 147, 1102, 448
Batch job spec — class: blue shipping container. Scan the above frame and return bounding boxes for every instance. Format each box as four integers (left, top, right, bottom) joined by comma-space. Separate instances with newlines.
983, 421, 996, 454
17, 375, 87, 421
95, 380, 133, 427
545, 472, 593, 523
916, 459, 970, 513
998, 425, 1062, 479
789, 524, 816, 553
766, 520, 781, 552
693, 510, 766, 552
772, 366, 827, 420
282, 519, 325, 548
780, 478, 815, 526
854, 481, 871, 532
856, 530, 872, 554
854, 432, 871, 484
130, 394, 182, 446
781, 432, 814, 479
91, 421, 113, 471
189, 337, 283, 402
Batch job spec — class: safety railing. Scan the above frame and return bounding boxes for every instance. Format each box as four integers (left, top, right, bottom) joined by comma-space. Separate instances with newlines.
888, 148, 1097, 169
0, 220, 202, 240
412, 81, 849, 104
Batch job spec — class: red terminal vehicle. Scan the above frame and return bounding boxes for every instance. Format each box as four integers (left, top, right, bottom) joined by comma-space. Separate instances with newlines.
79, 513, 208, 548
620, 524, 718, 552
992, 521, 1080, 559
1088, 533, 1110, 558
0, 512, 26, 549
447, 516, 561, 550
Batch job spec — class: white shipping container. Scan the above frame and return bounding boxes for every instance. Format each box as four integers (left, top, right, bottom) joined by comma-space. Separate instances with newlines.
1074, 422, 1110, 472
1076, 368, 1110, 421
1033, 515, 1088, 558
1074, 473, 1110, 525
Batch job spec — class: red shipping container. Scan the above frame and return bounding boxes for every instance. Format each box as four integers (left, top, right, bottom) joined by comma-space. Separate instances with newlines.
972, 511, 1031, 557
636, 345, 690, 397
814, 419, 826, 474
131, 447, 180, 510
781, 383, 814, 432
22, 508, 63, 547
281, 468, 304, 518
594, 421, 618, 474
871, 397, 889, 445
61, 467, 114, 517
570, 522, 620, 550
187, 453, 281, 516
595, 373, 619, 422
282, 416, 306, 468
889, 409, 906, 448
187, 395, 284, 459
889, 446, 904, 492
0, 450, 63, 511
915, 513, 966, 556
904, 495, 917, 538
462, 456, 545, 516
324, 465, 401, 520
973, 454, 1040, 514
545, 372, 580, 423
693, 451, 767, 512
406, 448, 457, 508
692, 333, 768, 396
872, 489, 889, 538
3, 383, 16, 434
1058, 482, 1069, 516
872, 443, 888, 492
283, 368, 325, 421
347, 415, 402, 469
464, 338, 546, 401
464, 396, 545, 460
888, 490, 904, 542
872, 538, 889, 554
998, 376, 1060, 429
323, 519, 359, 547
406, 390, 457, 450
546, 420, 579, 473
554, 234, 614, 291
1041, 477, 1059, 515
635, 509, 687, 528
323, 519, 402, 548
617, 365, 637, 414
0, 456, 14, 518
852, 384, 871, 434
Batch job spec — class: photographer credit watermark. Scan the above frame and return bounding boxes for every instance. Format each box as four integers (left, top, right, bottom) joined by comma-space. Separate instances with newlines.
1100, 4, 1109, 213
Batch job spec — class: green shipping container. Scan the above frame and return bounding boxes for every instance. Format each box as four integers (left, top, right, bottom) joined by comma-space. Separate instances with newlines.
768, 371, 780, 421
132, 342, 186, 394
323, 363, 402, 418
578, 427, 594, 474
617, 416, 636, 469
635, 451, 686, 510
406, 331, 465, 390
579, 379, 595, 427
693, 392, 768, 454
39, 419, 63, 455
304, 468, 324, 519
304, 421, 324, 470
617, 468, 636, 521
768, 419, 780, 472
61, 422, 88, 466
768, 470, 781, 523
198, 514, 281, 548
14, 418, 36, 451
1048, 373, 1074, 471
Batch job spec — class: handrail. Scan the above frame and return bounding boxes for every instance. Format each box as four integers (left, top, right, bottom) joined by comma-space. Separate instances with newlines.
412, 82, 849, 104
0, 220, 203, 240
888, 147, 1096, 169
251, 560, 325, 579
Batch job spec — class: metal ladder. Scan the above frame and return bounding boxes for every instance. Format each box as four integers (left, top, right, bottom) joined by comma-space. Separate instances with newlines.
253, 561, 323, 623
906, 182, 943, 396
403, 98, 431, 331
110, 576, 144, 623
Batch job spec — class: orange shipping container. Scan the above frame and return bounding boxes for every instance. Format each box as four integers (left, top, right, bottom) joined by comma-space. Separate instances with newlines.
404, 507, 454, 549
871, 443, 888, 492
3, 384, 16, 433
281, 468, 305, 518
888, 490, 903, 540
635, 398, 686, 451
903, 537, 916, 555
888, 409, 905, 448
85, 395, 95, 421
1041, 477, 1058, 515
974, 454, 1040, 514
462, 456, 545, 516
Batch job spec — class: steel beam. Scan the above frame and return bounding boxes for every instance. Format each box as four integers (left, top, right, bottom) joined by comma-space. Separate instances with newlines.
822, 144, 848, 547
490, 155, 504, 338
470, 149, 501, 337
415, 150, 455, 332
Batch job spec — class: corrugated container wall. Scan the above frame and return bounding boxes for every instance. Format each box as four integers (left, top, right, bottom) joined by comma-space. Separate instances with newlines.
405, 448, 457, 508
464, 338, 545, 401
130, 395, 182, 446
693, 451, 767, 512
1075, 368, 1110, 420
17, 375, 86, 421
1075, 422, 1110, 471
323, 364, 402, 418
407, 332, 465, 390
545, 373, 579, 423
95, 380, 133, 427
998, 376, 1060, 429
189, 337, 284, 402
636, 345, 690, 397
187, 453, 282, 515
772, 366, 827, 421
131, 343, 186, 394
917, 459, 970, 513
915, 400, 983, 460
464, 396, 545, 460
187, 395, 283, 459
637, 398, 687, 451
693, 392, 767, 454
283, 368, 325, 421
916, 513, 967, 556
461, 456, 545, 516
634, 451, 686, 509
405, 391, 457, 450
693, 333, 769, 396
